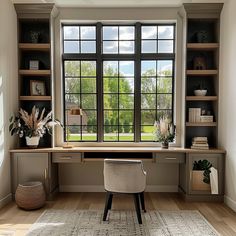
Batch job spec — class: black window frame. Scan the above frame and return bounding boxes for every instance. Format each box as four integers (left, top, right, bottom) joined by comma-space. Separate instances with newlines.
62, 22, 176, 142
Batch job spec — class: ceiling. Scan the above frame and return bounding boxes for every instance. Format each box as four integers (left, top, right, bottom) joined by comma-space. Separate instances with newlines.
11, 0, 225, 8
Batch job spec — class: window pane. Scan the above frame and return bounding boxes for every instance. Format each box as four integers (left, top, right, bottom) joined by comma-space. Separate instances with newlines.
81, 41, 96, 53
119, 41, 134, 54
67, 113, 82, 126
67, 126, 81, 141
103, 78, 118, 93
81, 94, 97, 109
119, 110, 134, 125
81, 78, 96, 93
141, 26, 157, 39
141, 61, 156, 76
158, 26, 174, 39
141, 126, 155, 141
80, 26, 96, 40
104, 111, 118, 125
85, 110, 97, 125
141, 110, 156, 125
65, 94, 80, 109
119, 78, 134, 93
104, 129, 118, 141
65, 78, 80, 93
64, 26, 79, 39
158, 40, 174, 53
141, 94, 156, 109
157, 77, 172, 93
157, 60, 173, 76
119, 94, 134, 109
103, 26, 118, 40
103, 61, 118, 76
81, 61, 96, 76
142, 40, 157, 53
82, 126, 97, 141
157, 94, 172, 109
64, 61, 80, 76
141, 77, 156, 93
64, 41, 79, 53
157, 110, 172, 121
104, 94, 118, 109
119, 26, 135, 40
119, 128, 134, 141
119, 61, 134, 76
103, 41, 118, 54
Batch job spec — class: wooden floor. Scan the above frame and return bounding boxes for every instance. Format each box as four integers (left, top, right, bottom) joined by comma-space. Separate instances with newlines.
0, 192, 236, 235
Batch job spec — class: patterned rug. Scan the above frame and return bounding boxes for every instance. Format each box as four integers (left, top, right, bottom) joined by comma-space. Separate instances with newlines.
26, 210, 219, 236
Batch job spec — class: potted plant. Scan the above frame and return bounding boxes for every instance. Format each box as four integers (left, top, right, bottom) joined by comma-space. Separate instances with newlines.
192, 159, 212, 191
9, 106, 61, 148
153, 117, 175, 148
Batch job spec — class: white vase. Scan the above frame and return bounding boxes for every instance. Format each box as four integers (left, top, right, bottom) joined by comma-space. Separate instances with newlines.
25, 136, 40, 148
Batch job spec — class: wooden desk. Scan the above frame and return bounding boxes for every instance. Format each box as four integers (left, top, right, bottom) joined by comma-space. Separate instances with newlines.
10, 147, 225, 202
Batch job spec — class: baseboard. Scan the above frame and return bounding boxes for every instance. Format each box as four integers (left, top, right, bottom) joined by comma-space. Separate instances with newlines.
59, 185, 178, 192
0, 193, 12, 209
224, 195, 236, 212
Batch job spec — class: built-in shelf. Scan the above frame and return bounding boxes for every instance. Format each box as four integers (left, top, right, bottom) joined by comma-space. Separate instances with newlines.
19, 70, 51, 76
20, 96, 52, 101
186, 96, 218, 101
186, 70, 218, 76
187, 43, 219, 50
19, 43, 50, 51
186, 122, 217, 127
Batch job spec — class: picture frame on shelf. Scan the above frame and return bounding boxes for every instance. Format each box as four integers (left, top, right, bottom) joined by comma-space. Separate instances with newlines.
29, 60, 39, 70
30, 80, 46, 96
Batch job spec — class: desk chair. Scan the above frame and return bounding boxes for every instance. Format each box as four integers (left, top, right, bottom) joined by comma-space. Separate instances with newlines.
103, 159, 147, 224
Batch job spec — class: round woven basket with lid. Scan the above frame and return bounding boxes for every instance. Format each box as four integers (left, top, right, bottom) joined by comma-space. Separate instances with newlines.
15, 181, 46, 210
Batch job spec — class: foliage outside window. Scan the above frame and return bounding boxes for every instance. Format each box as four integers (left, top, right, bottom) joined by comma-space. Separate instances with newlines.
63, 23, 175, 142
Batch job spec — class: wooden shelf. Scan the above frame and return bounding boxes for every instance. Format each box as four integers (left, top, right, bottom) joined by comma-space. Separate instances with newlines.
20, 96, 52, 101
186, 96, 218, 101
19, 43, 50, 51
19, 70, 51, 76
187, 43, 219, 50
186, 122, 217, 127
186, 70, 218, 76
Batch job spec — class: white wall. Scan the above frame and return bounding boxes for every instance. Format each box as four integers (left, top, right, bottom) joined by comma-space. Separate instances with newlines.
219, 0, 236, 211
0, 0, 18, 208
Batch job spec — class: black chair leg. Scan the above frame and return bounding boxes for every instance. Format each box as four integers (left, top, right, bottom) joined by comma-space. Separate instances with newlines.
103, 192, 112, 221
108, 193, 113, 210
133, 193, 142, 224
139, 192, 146, 212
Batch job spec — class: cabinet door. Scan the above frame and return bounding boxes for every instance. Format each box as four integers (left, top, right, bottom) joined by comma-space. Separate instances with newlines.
12, 153, 50, 194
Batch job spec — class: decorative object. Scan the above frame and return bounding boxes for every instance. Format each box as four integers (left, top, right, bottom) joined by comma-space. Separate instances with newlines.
63, 108, 82, 148
15, 181, 46, 210
194, 89, 207, 96
193, 55, 207, 70
154, 117, 175, 148
195, 30, 209, 43
25, 136, 40, 148
9, 106, 62, 148
30, 31, 41, 43
30, 80, 46, 96
192, 159, 212, 191
29, 60, 39, 70
26, 210, 219, 236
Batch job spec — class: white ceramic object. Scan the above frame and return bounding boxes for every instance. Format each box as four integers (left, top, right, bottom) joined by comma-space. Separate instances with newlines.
194, 89, 207, 96
26, 136, 40, 148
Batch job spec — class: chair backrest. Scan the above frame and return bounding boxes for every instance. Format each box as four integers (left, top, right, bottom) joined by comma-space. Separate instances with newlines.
104, 159, 146, 193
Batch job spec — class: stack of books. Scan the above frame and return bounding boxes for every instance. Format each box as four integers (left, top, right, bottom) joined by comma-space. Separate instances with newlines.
191, 137, 209, 150
189, 108, 214, 123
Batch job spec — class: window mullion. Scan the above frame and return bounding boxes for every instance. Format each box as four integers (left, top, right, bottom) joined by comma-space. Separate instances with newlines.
134, 22, 141, 142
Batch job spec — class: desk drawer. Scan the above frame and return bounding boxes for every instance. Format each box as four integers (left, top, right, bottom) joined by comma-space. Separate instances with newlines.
153, 153, 185, 163
52, 153, 83, 163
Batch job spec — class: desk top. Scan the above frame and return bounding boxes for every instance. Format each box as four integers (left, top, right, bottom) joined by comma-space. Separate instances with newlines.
9, 146, 226, 154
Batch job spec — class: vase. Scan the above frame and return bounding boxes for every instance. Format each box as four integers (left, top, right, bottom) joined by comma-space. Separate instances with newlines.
161, 141, 169, 149
25, 136, 40, 148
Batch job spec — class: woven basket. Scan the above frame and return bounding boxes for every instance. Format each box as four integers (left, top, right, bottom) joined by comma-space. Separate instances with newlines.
15, 181, 46, 210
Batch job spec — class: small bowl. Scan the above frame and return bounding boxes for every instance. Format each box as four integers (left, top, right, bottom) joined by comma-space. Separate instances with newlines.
194, 89, 207, 96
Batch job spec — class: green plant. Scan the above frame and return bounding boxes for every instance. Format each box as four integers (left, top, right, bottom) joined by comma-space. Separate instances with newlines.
193, 159, 212, 184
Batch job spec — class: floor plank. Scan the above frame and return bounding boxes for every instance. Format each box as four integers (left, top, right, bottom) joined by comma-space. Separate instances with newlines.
0, 192, 235, 235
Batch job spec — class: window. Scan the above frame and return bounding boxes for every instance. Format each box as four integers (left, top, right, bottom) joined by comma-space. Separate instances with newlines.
62, 23, 175, 142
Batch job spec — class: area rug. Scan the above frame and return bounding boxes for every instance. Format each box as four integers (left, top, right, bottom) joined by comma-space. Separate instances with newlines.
26, 210, 219, 236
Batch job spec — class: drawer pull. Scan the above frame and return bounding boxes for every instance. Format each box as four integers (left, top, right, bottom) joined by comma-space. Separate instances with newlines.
60, 156, 72, 160
165, 157, 177, 160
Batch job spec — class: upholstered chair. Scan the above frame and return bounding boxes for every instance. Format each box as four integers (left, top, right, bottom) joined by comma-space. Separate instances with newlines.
103, 159, 147, 224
